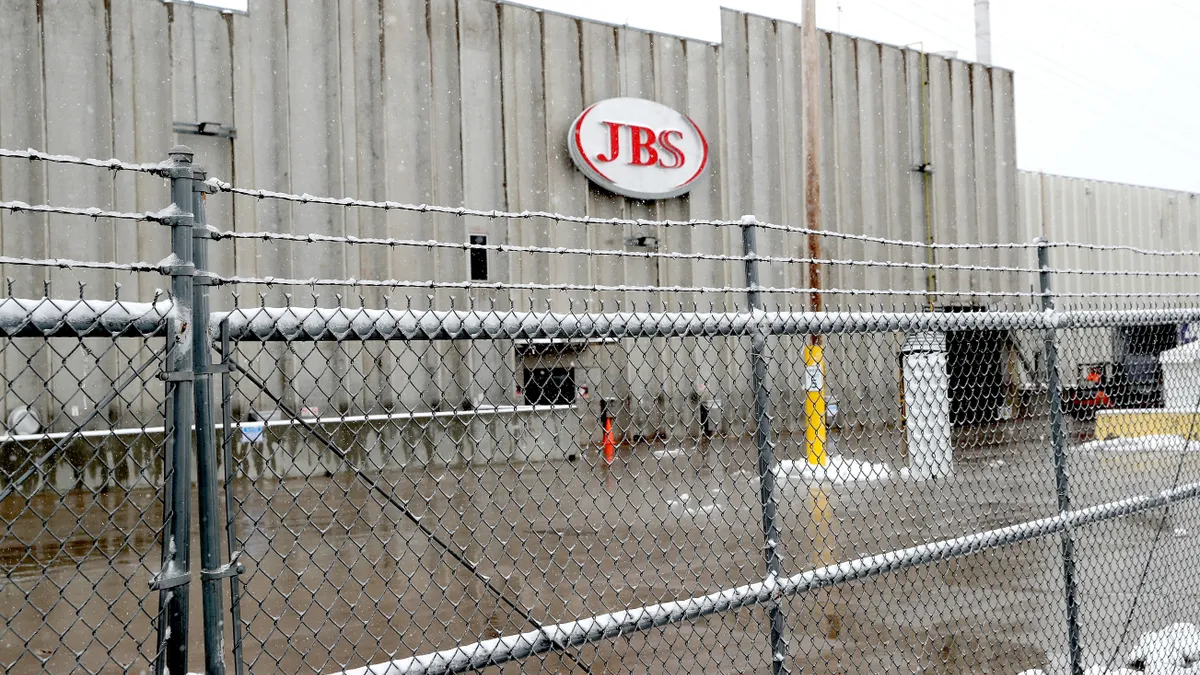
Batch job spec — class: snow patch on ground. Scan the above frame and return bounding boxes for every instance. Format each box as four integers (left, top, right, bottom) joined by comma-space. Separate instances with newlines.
1077, 435, 1200, 454
1125, 622, 1200, 673
1049, 622, 1200, 674
773, 456, 892, 485
666, 491, 724, 517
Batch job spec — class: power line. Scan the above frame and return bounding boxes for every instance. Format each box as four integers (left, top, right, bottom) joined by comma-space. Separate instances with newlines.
868, 0, 1200, 151
902, 0, 1200, 147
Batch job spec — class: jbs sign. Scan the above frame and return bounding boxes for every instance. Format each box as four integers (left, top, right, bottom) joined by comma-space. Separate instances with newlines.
568, 97, 709, 200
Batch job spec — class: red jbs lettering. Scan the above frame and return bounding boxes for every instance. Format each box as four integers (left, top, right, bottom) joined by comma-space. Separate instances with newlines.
594, 122, 688, 168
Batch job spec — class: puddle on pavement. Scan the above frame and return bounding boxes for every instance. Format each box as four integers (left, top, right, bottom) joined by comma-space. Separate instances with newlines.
0, 434, 1128, 674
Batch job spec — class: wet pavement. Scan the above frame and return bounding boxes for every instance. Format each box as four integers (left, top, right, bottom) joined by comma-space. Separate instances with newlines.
4, 418, 1200, 674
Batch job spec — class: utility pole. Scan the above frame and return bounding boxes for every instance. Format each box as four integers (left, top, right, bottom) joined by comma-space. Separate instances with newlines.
802, 0, 827, 467
803, 0, 821, 318
975, 0, 992, 64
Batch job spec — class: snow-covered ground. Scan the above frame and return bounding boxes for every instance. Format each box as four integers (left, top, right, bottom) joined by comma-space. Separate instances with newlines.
773, 456, 893, 485
1077, 435, 1200, 454
1020, 622, 1200, 674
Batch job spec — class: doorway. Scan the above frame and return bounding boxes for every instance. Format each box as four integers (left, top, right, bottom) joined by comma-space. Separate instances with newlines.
943, 307, 1005, 426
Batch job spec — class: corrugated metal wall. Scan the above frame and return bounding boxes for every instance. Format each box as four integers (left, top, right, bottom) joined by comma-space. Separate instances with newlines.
0, 0, 1020, 432
1021, 171, 1200, 298
1021, 171, 1200, 385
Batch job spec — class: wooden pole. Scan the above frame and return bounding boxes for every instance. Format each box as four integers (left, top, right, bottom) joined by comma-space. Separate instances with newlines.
801, 0, 828, 467
803, 0, 822, 324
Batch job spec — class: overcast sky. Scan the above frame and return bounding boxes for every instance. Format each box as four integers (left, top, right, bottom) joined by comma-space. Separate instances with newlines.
519, 0, 1200, 194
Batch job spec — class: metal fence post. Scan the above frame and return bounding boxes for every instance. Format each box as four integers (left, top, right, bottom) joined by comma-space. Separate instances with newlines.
192, 165, 230, 675
220, 317, 247, 675
1037, 238, 1083, 675
741, 215, 790, 675
156, 145, 196, 675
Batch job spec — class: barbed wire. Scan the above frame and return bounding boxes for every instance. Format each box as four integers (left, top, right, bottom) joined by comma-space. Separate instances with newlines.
0, 254, 172, 275
0, 199, 182, 223
1044, 240, 1200, 257
3, 147, 1199, 258
208, 225, 1046, 274
198, 271, 1200, 298
0, 148, 171, 176
200, 176, 1200, 257
7, 145, 1200, 261
201, 272, 970, 295
208, 225, 1200, 279
203, 176, 1037, 251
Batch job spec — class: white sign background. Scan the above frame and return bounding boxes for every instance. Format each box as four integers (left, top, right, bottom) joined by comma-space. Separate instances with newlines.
568, 97, 709, 200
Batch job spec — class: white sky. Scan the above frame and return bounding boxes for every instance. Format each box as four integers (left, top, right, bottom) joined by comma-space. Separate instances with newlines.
519, 0, 1200, 194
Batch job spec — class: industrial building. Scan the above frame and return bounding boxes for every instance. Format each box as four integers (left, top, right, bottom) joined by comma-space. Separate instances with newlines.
0, 0, 1195, 464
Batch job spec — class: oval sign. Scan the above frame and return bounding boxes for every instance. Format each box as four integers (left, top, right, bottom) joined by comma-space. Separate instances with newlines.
568, 97, 709, 200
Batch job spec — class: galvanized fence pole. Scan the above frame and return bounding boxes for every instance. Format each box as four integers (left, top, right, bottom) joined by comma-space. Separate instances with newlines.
192, 166, 230, 675
219, 317, 247, 675
156, 145, 196, 675
741, 216, 790, 675
1037, 237, 1083, 675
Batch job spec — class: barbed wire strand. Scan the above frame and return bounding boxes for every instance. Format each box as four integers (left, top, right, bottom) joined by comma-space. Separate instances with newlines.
0, 199, 181, 223
209, 226, 1047, 274
203, 176, 1039, 252
203, 177, 1200, 257
0, 148, 172, 176
0, 255, 173, 275
1042, 240, 1200, 257
197, 271, 1200, 299
208, 226, 1200, 279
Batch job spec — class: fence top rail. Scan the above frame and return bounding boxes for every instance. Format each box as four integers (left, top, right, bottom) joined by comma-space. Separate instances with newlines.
1, 297, 1195, 342
0, 296, 175, 338
211, 305, 1200, 342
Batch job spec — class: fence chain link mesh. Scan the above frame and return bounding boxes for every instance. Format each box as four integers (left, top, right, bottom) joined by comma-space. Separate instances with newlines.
0, 297, 172, 674
3, 146, 1200, 675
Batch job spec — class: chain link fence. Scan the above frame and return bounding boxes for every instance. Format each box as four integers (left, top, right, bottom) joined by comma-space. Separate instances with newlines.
3, 146, 1200, 674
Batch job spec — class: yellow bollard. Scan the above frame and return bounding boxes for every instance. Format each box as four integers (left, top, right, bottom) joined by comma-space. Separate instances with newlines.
803, 344, 828, 466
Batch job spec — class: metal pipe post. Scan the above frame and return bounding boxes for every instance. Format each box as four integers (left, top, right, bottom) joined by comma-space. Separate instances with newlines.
192, 166, 228, 675
1037, 238, 1083, 675
974, 0, 992, 65
220, 318, 247, 675
157, 145, 195, 675
741, 217, 790, 675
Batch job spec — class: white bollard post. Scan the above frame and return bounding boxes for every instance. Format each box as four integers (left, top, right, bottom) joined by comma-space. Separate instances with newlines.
902, 332, 952, 480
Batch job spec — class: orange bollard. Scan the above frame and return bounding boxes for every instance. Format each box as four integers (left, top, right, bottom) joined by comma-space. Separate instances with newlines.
602, 417, 615, 464
600, 398, 616, 464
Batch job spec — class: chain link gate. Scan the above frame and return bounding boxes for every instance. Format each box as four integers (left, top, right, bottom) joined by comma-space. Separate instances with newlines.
5, 144, 1200, 674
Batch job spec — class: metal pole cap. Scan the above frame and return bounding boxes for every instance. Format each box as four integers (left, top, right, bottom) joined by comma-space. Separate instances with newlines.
169, 145, 194, 163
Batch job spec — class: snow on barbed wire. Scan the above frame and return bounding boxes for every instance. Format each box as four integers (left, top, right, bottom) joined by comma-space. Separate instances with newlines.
0, 147, 174, 175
